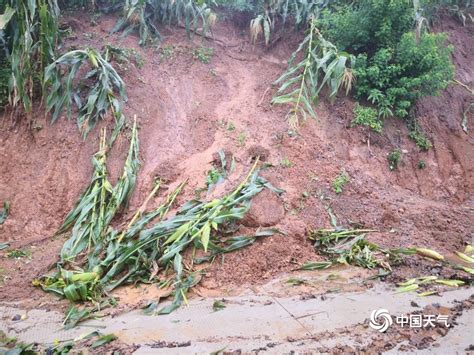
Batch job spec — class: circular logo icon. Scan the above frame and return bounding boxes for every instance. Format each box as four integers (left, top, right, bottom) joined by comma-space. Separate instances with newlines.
369, 309, 393, 332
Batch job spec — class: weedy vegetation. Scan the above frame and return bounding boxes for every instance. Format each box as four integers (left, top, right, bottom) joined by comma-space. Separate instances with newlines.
388, 149, 402, 171
212, 300, 226, 311
6, 249, 31, 259
192, 46, 214, 64
408, 118, 433, 151
352, 103, 383, 133
236, 132, 247, 146
332, 169, 349, 194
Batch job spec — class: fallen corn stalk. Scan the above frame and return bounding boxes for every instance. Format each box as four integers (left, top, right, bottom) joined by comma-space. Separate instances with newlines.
305, 228, 415, 271
304, 227, 474, 294
57, 118, 139, 262
37, 136, 283, 318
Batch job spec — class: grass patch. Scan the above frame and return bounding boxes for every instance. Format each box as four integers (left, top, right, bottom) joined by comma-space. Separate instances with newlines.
192, 46, 214, 64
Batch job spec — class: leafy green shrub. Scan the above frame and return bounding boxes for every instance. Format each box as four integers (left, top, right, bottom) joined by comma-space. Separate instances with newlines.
418, 160, 426, 169
352, 103, 383, 133
354, 33, 454, 118
319, 0, 415, 55
388, 149, 402, 170
318, 0, 454, 120
280, 158, 292, 168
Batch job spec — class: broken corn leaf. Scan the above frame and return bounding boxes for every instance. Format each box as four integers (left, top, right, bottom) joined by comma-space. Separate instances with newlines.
201, 222, 211, 252
416, 248, 444, 261
419, 276, 438, 284
418, 291, 437, 297
435, 279, 465, 287
455, 251, 474, 264
464, 245, 473, 255
396, 284, 419, 293
300, 261, 333, 270
398, 278, 418, 287
460, 266, 474, 275
91, 333, 117, 348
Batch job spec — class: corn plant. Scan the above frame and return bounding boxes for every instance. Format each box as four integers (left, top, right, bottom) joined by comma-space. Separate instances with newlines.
44, 48, 126, 141
272, 20, 355, 127
112, 0, 216, 46
2, 0, 59, 114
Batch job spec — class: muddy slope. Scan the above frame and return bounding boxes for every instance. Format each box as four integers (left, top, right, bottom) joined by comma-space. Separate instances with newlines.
0, 14, 473, 303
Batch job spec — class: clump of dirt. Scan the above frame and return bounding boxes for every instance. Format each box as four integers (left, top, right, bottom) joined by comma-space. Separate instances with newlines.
0, 12, 473, 307
241, 189, 285, 227
247, 144, 270, 161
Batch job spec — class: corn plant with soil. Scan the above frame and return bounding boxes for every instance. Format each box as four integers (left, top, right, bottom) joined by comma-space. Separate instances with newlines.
36, 124, 283, 320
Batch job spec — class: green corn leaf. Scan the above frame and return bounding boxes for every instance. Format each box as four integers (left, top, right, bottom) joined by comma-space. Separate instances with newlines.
435, 279, 465, 287
300, 261, 333, 270
395, 284, 419, 293
92, 334, 117, 349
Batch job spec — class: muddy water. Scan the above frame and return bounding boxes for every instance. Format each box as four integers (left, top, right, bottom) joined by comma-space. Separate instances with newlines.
1, 273, 472, 353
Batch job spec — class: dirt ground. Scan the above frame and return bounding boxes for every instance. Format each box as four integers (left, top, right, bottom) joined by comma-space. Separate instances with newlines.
0, 11, 473, 314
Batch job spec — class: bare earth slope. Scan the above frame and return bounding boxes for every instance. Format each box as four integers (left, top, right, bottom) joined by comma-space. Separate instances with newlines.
0, 14, 472, 306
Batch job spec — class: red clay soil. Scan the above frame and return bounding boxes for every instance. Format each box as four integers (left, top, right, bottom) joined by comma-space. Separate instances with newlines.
0, 13, 472, 307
